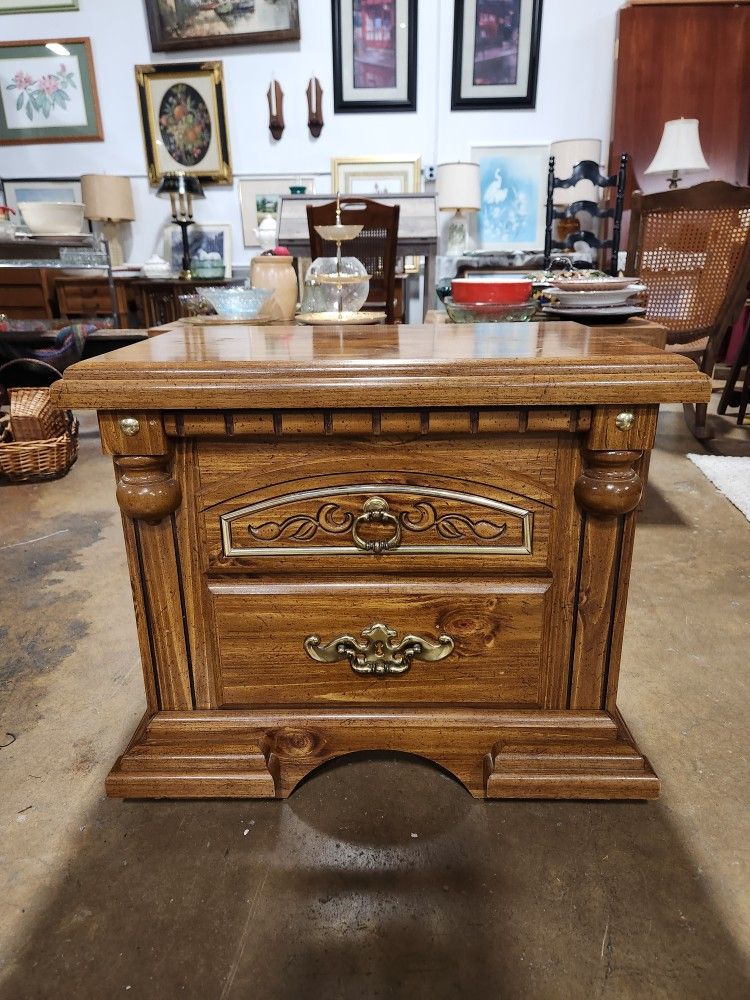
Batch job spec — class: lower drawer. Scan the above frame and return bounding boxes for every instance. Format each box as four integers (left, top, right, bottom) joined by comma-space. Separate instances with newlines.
209, 579, 550, 708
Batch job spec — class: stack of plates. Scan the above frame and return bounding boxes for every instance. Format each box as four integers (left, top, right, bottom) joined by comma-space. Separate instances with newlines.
541, 276, 646, 323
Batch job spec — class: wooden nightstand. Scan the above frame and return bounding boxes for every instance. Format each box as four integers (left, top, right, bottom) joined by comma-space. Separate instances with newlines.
52, 321, 710, 801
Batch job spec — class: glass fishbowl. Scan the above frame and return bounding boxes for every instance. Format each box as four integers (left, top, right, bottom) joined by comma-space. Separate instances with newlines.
302, 256, 370, 315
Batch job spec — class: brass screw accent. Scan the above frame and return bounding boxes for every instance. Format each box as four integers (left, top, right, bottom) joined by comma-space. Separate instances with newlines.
615, 411, 635, 431
119, 416, 140, 437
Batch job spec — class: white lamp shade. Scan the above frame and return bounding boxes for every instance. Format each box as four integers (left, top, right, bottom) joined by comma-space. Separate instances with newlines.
436, 162, 481, 212
81, 174, 135, 222
645, 119, 709, 176
550, 138, 602, 206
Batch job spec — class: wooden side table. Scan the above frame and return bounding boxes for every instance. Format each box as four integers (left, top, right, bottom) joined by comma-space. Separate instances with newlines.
52, 321, 710, 801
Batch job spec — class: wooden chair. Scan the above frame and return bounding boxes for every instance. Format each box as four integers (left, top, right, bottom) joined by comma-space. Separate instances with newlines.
307, 198, 400, 322
625, 181, 750, 438
544, 154, 628, 276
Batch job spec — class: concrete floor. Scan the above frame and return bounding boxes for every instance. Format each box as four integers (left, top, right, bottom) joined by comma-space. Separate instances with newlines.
0, 403, 748, 1000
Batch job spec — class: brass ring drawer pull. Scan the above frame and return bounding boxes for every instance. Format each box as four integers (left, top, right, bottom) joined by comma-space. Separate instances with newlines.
304, 622, 455, 677
351, 496, 402, 553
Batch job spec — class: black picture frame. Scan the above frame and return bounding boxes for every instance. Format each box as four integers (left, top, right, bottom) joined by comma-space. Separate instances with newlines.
451, 0, 543, 110
332, 0, 417, 113
144, 0, 300, 52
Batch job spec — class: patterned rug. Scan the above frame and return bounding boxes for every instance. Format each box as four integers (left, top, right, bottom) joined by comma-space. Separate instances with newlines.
688, 454, 750, 523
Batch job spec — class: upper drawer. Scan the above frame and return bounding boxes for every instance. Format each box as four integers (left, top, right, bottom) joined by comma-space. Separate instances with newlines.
197, 435, 566, 574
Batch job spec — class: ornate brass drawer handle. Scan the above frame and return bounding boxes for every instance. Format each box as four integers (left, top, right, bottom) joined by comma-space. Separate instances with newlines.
304, 622, 454, 677
351, 496, 401, 553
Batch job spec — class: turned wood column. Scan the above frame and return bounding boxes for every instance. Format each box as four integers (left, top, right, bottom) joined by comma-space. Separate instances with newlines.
568, 406, 657, 711
99, 412, 194, 713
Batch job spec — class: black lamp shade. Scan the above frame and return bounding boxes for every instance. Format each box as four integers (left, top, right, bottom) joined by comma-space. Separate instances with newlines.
156, 172, 205, 200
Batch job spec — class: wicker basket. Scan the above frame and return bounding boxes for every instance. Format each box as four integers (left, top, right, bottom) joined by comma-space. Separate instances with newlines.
0, 358, 78, 483
9, 386, 67, 441
0, 413, 79, 482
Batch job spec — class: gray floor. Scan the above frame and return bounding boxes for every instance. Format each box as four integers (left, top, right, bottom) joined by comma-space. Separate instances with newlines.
0, 404, 748, 999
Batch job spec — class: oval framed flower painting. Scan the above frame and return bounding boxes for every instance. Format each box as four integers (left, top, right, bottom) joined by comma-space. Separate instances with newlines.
136, 61, 232, 186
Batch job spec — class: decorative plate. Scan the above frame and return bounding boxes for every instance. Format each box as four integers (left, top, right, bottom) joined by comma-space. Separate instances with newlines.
547, 276, 640, 292
549, 286, 645, 308
297, 311, 386, 326
542, 305, 646, 324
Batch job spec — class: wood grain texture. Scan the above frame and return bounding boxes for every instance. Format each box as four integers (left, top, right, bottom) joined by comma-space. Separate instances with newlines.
50, 323, 711, 411
52, 322, 711, 800
209, 580, 549, 708
104, 707, 656, 800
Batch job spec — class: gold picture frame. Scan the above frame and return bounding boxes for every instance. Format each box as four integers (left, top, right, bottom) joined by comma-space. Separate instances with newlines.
331, 155, 422, 196
135, 61, 232, 186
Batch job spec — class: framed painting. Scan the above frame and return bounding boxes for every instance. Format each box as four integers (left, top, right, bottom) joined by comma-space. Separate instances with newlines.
0, 1, 78, 10
144, 0, 300, 52
238, 176, 316, 247
452, 0, 543, 110
470, 144, 548, 251
136, 62, 232, 186
0, 38, 102, 144
2, 177, 87, 232
332, 0, 417, 112
331, 155, 421, 195
163, 223, 232, 278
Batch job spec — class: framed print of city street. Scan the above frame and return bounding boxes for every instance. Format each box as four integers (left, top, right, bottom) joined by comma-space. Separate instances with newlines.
451, 0, 543, 110
332, 0, 417, 112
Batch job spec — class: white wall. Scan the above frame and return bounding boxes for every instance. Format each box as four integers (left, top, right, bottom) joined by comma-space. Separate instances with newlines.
0, 0, 624, 265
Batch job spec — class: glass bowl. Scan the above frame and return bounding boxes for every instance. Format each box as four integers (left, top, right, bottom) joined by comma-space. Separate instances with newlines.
200, 286, 272, 320
443, 297, 539, 323
304, 256, 370, 314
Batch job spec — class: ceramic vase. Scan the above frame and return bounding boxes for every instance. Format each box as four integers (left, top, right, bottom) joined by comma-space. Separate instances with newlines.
250, 255, 298, 322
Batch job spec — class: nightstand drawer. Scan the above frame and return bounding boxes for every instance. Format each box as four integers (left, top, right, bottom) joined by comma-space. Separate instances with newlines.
209, 579, 551, 709
199, 435, 563, 575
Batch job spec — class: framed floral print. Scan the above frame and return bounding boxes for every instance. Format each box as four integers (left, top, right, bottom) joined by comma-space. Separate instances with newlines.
144, 0, 299, 52
135, 61, 232, 186
332, 0, 417, 112
0, 1, 78, 11
0, 38, 102, 144
451, 0, 543, 110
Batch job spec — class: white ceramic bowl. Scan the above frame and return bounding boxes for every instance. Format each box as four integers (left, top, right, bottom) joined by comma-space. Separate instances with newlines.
17, 201, 85, 235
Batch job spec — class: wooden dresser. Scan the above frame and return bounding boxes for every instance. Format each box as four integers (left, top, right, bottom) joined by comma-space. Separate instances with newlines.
52, 322, 710, 801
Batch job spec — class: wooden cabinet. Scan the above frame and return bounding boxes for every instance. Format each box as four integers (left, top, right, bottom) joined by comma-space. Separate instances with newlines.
610, 4, 750, 210
52, 322, 710, 801
0, 268, 55, 320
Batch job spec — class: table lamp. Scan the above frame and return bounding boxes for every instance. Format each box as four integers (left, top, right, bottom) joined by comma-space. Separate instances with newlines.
645, 118, 709, 189
156, 172, 205, 279
436, 162, 481, 256
80, 174, 135, 266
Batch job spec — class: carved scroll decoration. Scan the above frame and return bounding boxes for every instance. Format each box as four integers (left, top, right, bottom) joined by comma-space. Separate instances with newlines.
221, 484, 532, 557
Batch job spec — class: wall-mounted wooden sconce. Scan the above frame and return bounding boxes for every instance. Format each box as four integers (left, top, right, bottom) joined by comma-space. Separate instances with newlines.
267, 80, 284, 141
307, 77, 324, 138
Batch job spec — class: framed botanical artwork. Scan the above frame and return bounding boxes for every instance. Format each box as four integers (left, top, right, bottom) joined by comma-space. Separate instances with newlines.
135, 61, 232, 186
2, 177, 87, 231
144, 0, 299, 52
452, 0, 543, 110
332, 0, 417, 112
470, 144, 549, 251
0, 0, 78, 10
238, 176, 317, 247
0, 38, 103, 144
163, 223, 232, 279
332, 155, 422, 195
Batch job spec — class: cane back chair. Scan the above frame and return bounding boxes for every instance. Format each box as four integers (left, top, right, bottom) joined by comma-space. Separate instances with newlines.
307, 198, 400, 323
625, 181, 750, 437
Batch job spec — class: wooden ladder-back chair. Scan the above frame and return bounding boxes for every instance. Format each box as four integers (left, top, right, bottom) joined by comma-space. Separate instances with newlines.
625, 181, 750, 438
544, 154, 628, 276
307, 198, 400, 323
